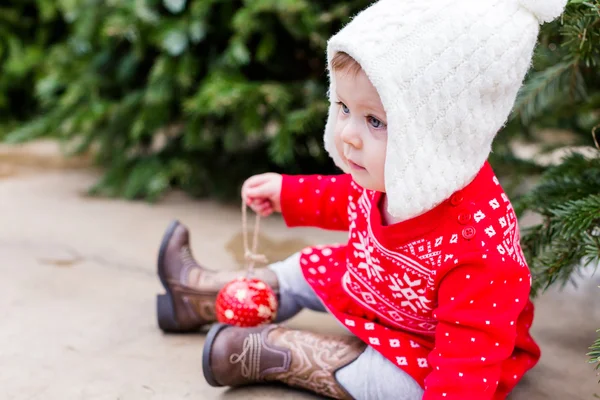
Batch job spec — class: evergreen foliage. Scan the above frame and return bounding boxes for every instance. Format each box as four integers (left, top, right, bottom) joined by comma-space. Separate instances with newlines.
0, 2, 64, 132
517, 154, 600, 296
1, 0, 371, 201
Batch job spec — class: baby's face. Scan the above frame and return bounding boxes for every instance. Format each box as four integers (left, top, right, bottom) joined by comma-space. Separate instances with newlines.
333, 68, 387, 192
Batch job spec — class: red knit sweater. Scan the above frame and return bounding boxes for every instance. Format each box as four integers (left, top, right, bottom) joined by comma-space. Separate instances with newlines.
280, 162, 540, 400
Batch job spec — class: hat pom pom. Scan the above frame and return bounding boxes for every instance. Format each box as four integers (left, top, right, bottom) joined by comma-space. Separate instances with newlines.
518, 0, 568, 24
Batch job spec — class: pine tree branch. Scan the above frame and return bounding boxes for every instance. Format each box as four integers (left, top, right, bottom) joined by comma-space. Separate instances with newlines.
519, 153, 600, 297
587, 328, 600, 374
550, 194, 600, 238
512, 61, 576, 125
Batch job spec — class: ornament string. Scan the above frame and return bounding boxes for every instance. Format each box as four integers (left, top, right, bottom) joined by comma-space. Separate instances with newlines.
242, 201, 268, 277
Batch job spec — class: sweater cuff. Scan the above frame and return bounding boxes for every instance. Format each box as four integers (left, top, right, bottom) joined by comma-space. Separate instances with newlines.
280, 174, 305, 227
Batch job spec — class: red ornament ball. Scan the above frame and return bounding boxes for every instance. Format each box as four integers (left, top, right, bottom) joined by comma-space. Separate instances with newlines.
215, 277, 278, 327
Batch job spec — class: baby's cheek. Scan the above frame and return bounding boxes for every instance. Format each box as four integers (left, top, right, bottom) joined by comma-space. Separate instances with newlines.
375, 152, 387, 191
334, 131, 347, 163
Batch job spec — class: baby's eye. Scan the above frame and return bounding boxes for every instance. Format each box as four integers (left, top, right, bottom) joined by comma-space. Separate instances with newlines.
340, 103, 350, 114
368, 116, 385, 129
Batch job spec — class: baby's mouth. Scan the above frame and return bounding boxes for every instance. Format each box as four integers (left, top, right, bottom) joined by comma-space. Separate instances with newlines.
347, 160, 366, 171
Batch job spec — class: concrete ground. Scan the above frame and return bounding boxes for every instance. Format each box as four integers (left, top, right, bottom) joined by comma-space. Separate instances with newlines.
0, 141, 598, 399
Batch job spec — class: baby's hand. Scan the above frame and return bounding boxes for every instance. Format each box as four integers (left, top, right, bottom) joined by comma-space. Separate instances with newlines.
241, 173, 283, 217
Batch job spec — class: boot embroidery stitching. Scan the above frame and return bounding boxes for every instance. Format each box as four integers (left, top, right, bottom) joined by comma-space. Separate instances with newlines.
230, 333, 262, 381
260, 328, 291, 377
179, 247, 194, 282
274, 330, 362, 400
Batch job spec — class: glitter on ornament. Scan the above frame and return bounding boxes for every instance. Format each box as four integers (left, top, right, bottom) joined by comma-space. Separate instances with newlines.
216, 277, 278, 327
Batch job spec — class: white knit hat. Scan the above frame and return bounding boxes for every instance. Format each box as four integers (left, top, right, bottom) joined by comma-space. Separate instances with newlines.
323, 0, 568, 220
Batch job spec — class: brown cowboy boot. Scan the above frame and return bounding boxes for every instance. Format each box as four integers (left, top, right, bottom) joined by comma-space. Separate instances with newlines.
156, 220, 280, 333
202, 323, 366, 400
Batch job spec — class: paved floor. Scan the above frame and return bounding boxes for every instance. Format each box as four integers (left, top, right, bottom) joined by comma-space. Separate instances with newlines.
0, 141, 598, 399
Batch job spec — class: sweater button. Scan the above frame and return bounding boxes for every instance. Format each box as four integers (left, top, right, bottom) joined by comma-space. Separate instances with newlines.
458, 212, 472, 225
450, 193, 463, 206
462, 226, 476, 240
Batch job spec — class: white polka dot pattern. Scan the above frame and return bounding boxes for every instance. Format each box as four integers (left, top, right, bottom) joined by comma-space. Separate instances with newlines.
279, 163, 541, 398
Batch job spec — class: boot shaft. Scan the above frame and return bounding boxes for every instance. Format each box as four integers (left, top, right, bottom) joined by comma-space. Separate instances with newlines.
204, 323, 366, 400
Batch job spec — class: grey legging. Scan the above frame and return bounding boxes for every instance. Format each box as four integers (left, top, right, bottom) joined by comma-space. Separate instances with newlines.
269, 252, 424, 400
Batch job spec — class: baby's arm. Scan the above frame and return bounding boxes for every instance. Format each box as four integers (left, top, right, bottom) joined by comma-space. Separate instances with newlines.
423, 255, 534, 399
280, 173, 357, 231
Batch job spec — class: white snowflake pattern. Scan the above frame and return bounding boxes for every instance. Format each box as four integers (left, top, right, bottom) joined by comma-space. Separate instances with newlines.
396, 357, 408, 366
489, 199, 500, 210
353, 231, 384, 280
348, 202, 358, 229
484, 226, 497, 238
388, 273, 433, 313
474, 210, 486, 223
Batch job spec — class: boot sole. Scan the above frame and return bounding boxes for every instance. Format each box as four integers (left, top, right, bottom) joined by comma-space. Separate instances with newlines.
156, 294, 181, 333
156, 220, 184, 333
202, 323, 230, 387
